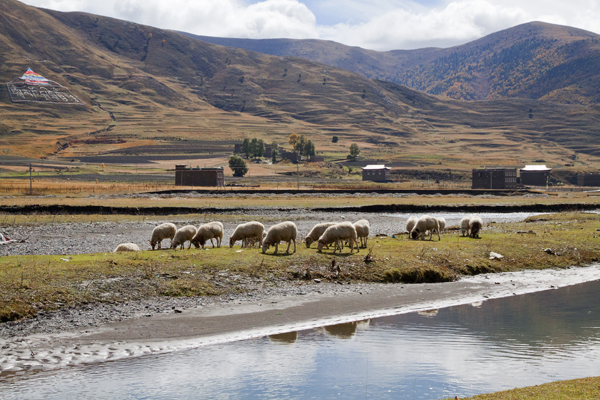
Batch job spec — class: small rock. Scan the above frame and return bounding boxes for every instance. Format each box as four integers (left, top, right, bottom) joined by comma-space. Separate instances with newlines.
173, 309, 183, 314
314, 279, 321, 283
544, 248, 555, 255
489, 252, 503, 260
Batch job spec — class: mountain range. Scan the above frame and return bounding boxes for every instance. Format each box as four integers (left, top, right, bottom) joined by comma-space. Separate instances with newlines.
187, 22, 600, 104
0, 0, 599, 172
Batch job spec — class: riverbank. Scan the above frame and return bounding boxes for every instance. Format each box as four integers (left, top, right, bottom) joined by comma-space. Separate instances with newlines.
460, 376, 600, 399
1, 212, 600, 323
2, 265, 600, 374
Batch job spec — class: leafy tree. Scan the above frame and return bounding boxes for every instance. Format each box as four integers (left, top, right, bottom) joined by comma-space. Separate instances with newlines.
295, 134, 307, 154
271, 141, 279, 163
304, 140, 315, 157
289, 133, 299, 149
228, 155, 248, 177
256, 139, 265, 158
349, 143, 360, 159
332, 136, 339, 143
249, 138, 258, 158
241, 138, 250, 157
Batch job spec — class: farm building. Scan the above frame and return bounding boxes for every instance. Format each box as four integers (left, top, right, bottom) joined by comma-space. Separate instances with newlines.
175, 165, 224, 187
362, 165, 391, 182
577, 172, 600, 187
472, 168, 518, 189
520, 165, 551, 186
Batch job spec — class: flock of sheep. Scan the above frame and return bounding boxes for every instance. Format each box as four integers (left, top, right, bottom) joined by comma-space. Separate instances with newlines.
113, 214, 483, 254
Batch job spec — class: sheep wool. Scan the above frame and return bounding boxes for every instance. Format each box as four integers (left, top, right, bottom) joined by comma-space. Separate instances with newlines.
317, 222, 358, 253
229, 221, 265, 248
171, 225, 198, 250
305, 222, 337, 248
114, 243, 140, 252
150, 222, 177, 250
192, 221, 224, 248
262, 221, 297, 254
353, 219, 370, 248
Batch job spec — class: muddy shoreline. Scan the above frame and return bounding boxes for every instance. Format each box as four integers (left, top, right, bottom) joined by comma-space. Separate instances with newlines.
2, 265, 600, 373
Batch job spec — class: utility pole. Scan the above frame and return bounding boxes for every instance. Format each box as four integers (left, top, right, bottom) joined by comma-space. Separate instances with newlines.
29, 162, 33, 195
297, 163, 299, 190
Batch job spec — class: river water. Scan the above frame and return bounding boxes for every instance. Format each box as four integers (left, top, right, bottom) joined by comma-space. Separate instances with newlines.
2, 278, 600, 399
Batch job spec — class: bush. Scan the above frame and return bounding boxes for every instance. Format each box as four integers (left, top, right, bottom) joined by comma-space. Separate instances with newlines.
228, 155, 248, 177
332, 136, 339, 143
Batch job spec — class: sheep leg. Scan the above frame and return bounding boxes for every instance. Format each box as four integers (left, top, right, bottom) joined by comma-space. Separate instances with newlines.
292, 238, 296, 253
285, 240, 291, 253
274, 243, 279, 254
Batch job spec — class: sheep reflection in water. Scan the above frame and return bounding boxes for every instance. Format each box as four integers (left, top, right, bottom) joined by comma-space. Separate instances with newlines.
268, 331, 298, 344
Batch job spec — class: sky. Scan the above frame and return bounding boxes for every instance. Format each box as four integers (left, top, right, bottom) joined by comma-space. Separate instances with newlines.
20, 0, 600, 51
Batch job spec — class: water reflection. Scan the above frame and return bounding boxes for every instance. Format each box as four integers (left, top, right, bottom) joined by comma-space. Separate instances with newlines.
268, 331, 298, 344
3, 280, 600, 399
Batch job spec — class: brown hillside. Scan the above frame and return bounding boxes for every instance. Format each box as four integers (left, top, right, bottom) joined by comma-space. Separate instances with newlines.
187, 22, 600, 104
0, 0, 599, 173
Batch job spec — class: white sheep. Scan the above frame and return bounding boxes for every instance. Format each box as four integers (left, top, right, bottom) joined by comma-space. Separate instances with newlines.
410, 215, 440, 241
406, 216, 418, 237
305, 222, 337, 248
353, 219, 370, 248
149, 222, 177, 250
114, 243, 140, 252
229, 221, 265, 248
460, 216, 471, 237
435, 217, 446, 234
192, 221, 224, 248
171, 225, 198, 249
317, 222, 358, 253
469, 216, 484, 238
262, 221, 297, 254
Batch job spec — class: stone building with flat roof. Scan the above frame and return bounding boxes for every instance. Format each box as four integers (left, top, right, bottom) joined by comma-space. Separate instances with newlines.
175, 165, 224, 187
362, 165, 391, 182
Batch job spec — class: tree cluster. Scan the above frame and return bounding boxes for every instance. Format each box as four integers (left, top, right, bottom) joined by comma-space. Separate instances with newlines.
241, 138, 265, 159
288, 133, 316, 157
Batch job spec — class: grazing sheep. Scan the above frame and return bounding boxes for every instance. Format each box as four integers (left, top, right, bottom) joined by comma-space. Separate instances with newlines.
410, 215, 440, 241
114, 243, 140, 252
469, 216, 484, 238
434, 217, 446, 234
192, 221, 224, 249
171, 225, 198, 250
317, 222, 358, 253
262, 221, 297, 254
149, 222, 177, 250
406, 216, 418, 237
353, 219, 370, 248
305, 222, 337, 248
229, 221, 265, 248
460, 216, 471, 237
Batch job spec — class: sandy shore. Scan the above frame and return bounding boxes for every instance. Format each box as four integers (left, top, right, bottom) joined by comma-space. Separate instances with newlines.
2, 265, 600, 374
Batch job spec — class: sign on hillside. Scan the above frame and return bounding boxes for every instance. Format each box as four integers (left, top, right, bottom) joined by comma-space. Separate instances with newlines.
5, 68, 84, 105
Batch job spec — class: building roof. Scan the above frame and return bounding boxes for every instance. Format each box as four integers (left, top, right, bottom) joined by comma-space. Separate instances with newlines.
521, 165, 551, 171
362, 164, 389, 170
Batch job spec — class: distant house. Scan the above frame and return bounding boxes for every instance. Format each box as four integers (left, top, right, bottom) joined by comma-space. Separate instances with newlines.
175, 165, 224, 187
362, 165, 390, 182
308, 154, 324, 162
279, 149, 300, 163
577, 172, 600, 187
472, 168, 518, 189
520, 165, 551, 186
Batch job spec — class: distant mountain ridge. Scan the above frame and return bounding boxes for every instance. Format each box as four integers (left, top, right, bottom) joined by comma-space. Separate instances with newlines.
183, 22, 600, 104
1, 0, 600, 169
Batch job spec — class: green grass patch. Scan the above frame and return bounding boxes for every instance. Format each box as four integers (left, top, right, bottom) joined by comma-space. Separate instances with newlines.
454, 376, 600, 399
1, 213, 600, 322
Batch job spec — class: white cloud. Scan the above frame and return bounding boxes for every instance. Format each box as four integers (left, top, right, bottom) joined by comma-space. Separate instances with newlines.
18, 0, 600, 50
